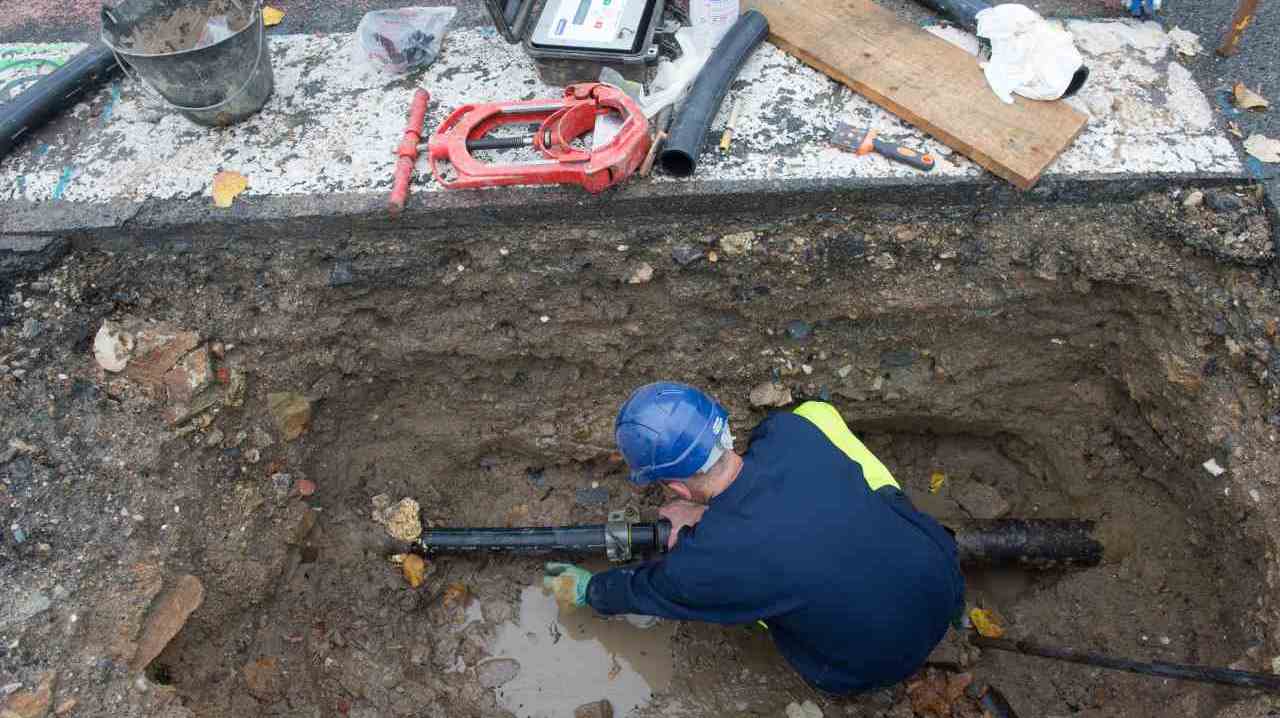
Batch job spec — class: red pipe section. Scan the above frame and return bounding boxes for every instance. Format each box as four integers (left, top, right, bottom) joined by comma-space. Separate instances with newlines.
388, 88, 430, 215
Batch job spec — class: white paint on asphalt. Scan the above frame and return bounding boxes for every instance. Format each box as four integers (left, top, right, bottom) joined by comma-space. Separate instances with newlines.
0, 20, 1242, 206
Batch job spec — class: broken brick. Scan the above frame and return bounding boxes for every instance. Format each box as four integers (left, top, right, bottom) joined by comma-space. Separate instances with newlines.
163, 345, 213, 404
123, 325, 199, 397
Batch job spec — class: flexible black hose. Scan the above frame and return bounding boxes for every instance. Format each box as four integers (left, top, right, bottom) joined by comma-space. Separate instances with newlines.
0, 46, 120, 161
659, 10, 768, 177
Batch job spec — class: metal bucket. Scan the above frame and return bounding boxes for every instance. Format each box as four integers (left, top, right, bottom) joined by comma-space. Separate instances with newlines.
101, 0, 273, 127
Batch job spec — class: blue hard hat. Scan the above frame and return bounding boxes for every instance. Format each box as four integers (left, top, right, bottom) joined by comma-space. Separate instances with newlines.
615, 382, 729, 485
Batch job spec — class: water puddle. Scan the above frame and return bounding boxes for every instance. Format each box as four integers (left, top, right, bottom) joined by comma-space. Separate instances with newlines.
487, 584, 675, 717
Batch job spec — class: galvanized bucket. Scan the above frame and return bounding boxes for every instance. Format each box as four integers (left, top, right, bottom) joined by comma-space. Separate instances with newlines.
101, 0, 273, 127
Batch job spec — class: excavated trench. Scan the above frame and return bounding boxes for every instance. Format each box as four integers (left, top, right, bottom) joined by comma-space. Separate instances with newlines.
39, 188, 1277, 717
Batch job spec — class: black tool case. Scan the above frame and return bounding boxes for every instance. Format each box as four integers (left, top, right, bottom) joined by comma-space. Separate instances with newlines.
484, 0, 666, 85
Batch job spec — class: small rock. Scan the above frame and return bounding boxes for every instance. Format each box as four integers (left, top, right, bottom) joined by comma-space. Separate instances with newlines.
671, 244, 704, 266
1204, 190, 1243, 213
267, 392, 312, 442
245, 448, 261, 464
164, 345, 213, 404
573, 699, 614, 718
719, 231, 755, 256
125, 325, 200, 396
53, 698, 76, 715
130, 575, 205, 671
874, 253, 897, 270
271, 473, 293, 495
11, 526, 26, 544
1203, 458, 1225, 477
953, 482, 1010, 519
749, 381, 792, 408
575, 487, 610, 507
2, 671, 55, 718
476, 658, 521, 688
242, 656, 284, 703
801, 364, 813, 375
785, 320, 812, 340
625, 262, 654, 285
785, 700, 823, 718
329, 260, 354, 287
372, 496, 423, 542
836, 365, 853, 379
1182, 190, 1204, 209
19, 318, 42, 340
93, 322, 135, 373
224, 369, 247, 408
204, 428, 224, 448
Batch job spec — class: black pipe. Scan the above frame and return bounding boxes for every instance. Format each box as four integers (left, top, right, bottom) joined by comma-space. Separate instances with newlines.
974, 637, 1280, 693
950, 519, 1102, 569
420, 520, 671, 556
0, 45, 120, 161
912, 0, 991, 30
659, 10, 768, 177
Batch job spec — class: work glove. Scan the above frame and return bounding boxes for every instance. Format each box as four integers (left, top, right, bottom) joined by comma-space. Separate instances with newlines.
542, 562, 592, 607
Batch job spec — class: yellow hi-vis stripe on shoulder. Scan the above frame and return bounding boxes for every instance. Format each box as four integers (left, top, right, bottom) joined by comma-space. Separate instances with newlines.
793, 401, 900, 491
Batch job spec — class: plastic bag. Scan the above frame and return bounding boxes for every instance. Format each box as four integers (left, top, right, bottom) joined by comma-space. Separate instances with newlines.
195, 15, 236, 50
975, 4, 1083, 104
355, 7, 457, 75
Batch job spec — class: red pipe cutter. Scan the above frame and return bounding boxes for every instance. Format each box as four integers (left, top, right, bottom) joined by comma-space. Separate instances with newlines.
427, 83, 651, 194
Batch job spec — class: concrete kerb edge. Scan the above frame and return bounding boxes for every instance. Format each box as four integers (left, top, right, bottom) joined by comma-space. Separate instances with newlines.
0, 171, 1260, 252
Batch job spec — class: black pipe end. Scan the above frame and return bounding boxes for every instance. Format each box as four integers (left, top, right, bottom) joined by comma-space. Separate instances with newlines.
659, 148, 696, 177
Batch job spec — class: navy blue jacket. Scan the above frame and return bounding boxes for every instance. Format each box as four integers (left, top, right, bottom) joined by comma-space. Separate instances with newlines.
587, 411, 964, 694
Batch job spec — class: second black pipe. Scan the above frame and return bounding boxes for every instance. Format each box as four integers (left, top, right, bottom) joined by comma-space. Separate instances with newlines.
659, 10, 769, 177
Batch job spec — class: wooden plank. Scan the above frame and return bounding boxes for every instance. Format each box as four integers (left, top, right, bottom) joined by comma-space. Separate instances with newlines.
744, 0, 1088, 189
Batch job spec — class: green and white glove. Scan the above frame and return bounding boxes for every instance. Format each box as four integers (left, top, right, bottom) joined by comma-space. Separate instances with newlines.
542, 562, 593, 607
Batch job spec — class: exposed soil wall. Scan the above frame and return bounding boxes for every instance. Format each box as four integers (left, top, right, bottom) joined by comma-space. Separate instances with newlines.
1, 187, 1277, 717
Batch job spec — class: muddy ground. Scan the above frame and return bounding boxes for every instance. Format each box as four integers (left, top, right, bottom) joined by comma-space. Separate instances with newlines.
1, 185, 1279, 718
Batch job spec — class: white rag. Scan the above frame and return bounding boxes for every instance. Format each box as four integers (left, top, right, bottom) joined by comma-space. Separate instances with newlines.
975, 4, 1084, 104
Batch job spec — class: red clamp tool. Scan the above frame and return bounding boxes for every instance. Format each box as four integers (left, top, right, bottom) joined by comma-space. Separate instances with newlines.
427, 83, 651, 194
389, 88, 431, 215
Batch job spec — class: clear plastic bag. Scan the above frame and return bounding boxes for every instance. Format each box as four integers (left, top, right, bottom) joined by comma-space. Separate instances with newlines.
355, 7, 457, 75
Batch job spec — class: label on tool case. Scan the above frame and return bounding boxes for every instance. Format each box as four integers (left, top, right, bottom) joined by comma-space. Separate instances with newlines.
548, 0, 626, 43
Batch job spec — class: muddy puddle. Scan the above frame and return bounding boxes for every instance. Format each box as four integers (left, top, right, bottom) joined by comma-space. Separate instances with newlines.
487, 584, 675, 717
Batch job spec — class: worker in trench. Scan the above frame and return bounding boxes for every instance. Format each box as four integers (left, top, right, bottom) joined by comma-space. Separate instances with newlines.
543, 382, 965, 695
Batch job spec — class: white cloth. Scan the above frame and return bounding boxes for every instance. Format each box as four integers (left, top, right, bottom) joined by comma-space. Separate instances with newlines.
975, 4, 1085, 104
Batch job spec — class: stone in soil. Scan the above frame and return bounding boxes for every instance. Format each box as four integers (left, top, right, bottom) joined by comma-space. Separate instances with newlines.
719, 231, 754, 256
268, 392, 312, 441
1182, 190, 1204, 208
952, 481, 1011, 519
372, 495, 423, 542
670, 244, 704, 266
18, 318, 42, 340
93, 322, 135, 373
785, 700, 823, 718
749, 381, 792, 408
242, 656, 284, 703
124, 324, 200, 396
1, 671, 55, 718
785, 320, 812, 340
129, 574, 205, 671
1204, 190, 1243, 212
625, 262, 654, 285
574, 699, 614, 718
476, 658, 521, 688
163, 344, 213, 404
575, 486, 610, 507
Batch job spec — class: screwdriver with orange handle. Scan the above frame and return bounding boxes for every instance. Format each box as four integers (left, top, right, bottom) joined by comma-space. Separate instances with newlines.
831, 122, 935, 172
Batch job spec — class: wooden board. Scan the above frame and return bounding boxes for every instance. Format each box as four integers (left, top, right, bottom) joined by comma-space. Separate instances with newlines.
744, 0, 1088, 189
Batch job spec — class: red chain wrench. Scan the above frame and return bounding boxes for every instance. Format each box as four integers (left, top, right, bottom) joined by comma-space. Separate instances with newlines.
427, 83, 651, 194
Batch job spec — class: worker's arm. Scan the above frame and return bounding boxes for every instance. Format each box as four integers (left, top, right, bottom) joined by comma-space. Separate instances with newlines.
585, 529, 800, 622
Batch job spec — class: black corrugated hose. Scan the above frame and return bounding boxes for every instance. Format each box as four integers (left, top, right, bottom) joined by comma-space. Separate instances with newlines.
659, 10, 769, 177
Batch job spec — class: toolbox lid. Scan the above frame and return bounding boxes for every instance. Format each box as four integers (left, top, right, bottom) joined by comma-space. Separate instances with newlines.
485, 0, 659, 56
